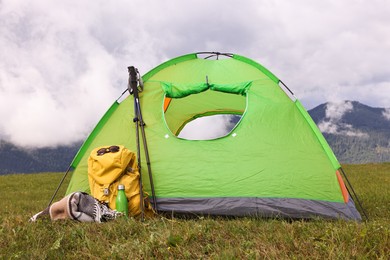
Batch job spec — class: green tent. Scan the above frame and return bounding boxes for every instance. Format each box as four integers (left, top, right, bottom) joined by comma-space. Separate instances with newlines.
66, 52, 361, 220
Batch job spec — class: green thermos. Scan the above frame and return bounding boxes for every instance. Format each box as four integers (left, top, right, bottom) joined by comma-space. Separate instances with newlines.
116, 184, 129, 217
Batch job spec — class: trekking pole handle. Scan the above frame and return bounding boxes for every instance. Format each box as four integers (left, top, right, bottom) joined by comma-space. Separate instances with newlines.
128, 66, 138, 96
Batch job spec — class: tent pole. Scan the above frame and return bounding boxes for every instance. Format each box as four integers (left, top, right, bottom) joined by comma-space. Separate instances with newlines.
339, 167, 369, 221
47, 165, 72, 207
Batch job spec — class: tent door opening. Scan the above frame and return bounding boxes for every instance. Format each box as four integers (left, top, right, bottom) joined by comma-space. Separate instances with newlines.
178, 114, 242, 140
163, 89, 246, 140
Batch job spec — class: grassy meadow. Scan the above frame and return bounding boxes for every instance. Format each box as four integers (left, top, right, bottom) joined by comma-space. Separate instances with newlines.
0, 163, 389, 259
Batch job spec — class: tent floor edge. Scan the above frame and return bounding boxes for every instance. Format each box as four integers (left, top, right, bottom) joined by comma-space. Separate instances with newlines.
154, 197, 362, 221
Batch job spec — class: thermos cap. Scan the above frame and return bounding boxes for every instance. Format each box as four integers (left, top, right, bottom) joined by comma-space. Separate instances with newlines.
118, 184, 125, 190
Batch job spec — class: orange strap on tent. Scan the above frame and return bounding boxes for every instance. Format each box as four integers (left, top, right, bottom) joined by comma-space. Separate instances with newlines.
336, 170, 349, 203
163, 97, 172, 112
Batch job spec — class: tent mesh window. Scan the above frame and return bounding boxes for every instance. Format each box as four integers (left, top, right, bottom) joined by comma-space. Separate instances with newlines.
163, 89, 246, 140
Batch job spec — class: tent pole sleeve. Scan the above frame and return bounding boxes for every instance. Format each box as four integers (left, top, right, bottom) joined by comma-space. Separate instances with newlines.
279, 80, 295, 96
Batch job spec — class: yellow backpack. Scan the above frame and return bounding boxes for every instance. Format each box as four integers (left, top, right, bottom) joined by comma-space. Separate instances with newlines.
87, 145, 155, 218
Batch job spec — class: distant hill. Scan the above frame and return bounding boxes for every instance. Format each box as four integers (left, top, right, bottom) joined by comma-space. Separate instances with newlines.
0, 101, 389, 174
308, 101, 390, 164
0, 141, 81, 174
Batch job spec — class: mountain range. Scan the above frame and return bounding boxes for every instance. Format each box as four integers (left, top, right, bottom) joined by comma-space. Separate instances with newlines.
309, 101, 390, 163
0, 101, 389, 174
0, 140, 81, 175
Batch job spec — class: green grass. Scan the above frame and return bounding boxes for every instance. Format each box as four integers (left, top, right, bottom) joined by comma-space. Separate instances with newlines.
1, 164, 389, 259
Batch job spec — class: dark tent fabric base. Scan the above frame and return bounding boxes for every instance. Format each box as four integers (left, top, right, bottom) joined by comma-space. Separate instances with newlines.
155, 197, 362, 220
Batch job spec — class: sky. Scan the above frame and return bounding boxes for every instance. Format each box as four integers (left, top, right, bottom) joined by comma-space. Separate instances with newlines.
0, 0, 389, 147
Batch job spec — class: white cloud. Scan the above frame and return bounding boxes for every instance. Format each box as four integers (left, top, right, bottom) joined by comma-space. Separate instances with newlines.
318, 121, 339, 135
383, 108, 390, 120
318, 121, 368, 138
0, 0, 389, 147
0, 0, 160, 147
324, 101, 353, 121
178, 115, 237, 140
318, 101, 368, 138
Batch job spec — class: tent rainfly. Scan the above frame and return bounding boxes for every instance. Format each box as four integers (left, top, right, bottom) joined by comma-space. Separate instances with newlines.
64, 52, 362, 220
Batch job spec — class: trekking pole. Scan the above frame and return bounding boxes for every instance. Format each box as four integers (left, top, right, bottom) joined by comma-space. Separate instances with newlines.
134, 90, 158, 212
128, 66, 145, 221
127, 66, 158, 213
137, 105, 157, 211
